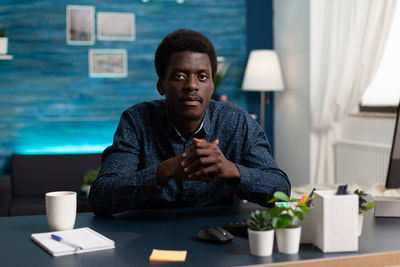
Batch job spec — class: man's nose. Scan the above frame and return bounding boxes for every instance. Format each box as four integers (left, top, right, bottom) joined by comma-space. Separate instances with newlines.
184, 74, 199, 91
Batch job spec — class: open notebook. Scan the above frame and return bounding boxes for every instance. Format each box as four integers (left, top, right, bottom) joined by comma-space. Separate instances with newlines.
31, 227, 115, 257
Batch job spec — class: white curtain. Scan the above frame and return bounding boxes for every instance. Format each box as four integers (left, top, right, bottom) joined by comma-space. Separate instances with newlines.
310, 0, 398, 184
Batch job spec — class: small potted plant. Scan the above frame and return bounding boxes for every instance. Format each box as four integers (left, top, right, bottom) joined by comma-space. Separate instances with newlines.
82, 167, 100, 196
212, 56, 231, 101
354, 189, 375, 236
0, 26, 8, 55
267, 191, 310, 254
247, 210, 274, 257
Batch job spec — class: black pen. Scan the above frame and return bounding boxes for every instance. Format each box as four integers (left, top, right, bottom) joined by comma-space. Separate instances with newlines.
306, 188, 315, 206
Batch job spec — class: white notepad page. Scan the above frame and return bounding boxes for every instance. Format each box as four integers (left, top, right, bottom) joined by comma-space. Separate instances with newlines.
31, 227, 115, 257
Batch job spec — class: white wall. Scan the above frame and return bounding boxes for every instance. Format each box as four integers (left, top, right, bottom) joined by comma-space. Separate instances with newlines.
340, 116, 395, 145
274, 0, 311, 187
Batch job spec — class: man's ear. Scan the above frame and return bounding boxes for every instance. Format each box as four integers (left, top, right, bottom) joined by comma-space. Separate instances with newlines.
157, 80, 165, 96
210, 81, 215, 97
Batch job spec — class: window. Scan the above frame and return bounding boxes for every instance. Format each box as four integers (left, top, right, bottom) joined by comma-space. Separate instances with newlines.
360, 2, 400, 113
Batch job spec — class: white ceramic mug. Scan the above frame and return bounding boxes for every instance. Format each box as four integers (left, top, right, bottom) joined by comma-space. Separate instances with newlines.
45, 191, 77, 231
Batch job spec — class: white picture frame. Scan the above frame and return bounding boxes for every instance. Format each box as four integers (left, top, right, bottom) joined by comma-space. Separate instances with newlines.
66, 5, 95, 45
89, 49, 128, 78
97, 12, 135, 41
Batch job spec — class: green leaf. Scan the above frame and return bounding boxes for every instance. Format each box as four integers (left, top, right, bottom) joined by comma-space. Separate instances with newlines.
84, 166, 100, 185
248, 210, 273, 231
0, 26, 6, 37
266, 191, 310, 228
354, 189, 375, 213
268, 207, 284, 217
272, 214, 292, 229
274, 191, 290, 202
295, 201, 306, 207
363, 202, 375, 212
294, 211, 303, 220
299, 206, 310, 213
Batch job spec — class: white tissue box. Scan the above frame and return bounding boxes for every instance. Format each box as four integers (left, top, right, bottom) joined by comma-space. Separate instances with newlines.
313, 190, 358, 253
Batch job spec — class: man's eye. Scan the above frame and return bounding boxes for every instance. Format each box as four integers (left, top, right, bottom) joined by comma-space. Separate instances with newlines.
175, 73, 186, 80
198, 74, 208, 81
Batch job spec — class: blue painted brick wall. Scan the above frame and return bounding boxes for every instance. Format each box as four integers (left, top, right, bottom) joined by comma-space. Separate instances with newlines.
0, 0, 246, 174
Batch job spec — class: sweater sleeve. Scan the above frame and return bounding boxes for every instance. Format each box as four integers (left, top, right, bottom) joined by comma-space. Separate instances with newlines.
88, 111, 178, 216
228, 116, 291, 206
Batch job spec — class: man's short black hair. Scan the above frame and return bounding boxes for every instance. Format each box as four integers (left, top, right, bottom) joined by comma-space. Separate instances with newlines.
155, 29, 217, 80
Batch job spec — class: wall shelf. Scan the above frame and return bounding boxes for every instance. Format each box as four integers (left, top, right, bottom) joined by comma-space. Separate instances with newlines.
0, 55, 13, 60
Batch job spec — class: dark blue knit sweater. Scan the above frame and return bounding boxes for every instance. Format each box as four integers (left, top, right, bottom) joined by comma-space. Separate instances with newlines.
89, 100, 290, 216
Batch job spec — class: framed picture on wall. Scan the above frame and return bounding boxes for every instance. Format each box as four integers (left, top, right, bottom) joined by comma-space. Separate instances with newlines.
89, 49, 128, 78
97, 12, 135, 41
66, 5, 95, 45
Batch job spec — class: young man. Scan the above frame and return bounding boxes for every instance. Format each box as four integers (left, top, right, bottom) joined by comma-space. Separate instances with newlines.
89, 29, 290, 216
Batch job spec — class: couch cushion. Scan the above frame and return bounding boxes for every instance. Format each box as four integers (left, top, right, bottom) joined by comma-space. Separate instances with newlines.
9, 194, 92, 216
0, 175, 11, 216
11, 153, 101, 197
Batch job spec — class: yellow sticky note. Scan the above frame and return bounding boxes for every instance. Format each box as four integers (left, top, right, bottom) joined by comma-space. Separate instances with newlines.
149, 249, 187, 262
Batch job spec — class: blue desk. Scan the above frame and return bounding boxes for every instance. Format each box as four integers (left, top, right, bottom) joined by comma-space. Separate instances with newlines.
1, 202, 400, 267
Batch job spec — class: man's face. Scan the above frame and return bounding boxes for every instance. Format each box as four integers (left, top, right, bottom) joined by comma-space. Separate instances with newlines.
157, 51, 214, 123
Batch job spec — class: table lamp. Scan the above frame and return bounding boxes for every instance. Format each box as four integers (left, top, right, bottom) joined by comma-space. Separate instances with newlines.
242, 50, 284, 129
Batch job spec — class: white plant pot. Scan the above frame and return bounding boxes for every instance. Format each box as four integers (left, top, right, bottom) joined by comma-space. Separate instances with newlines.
358, 213, 364, 236
276, 226, 302, 254
0, 37, 8, 55
248, 228, 274, 257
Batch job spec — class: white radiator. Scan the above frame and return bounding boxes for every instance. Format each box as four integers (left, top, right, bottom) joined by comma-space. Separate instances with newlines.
335, 139, 391, 185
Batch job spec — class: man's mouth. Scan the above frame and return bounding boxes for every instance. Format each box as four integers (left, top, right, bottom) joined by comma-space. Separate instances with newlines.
181, 95, 203, 106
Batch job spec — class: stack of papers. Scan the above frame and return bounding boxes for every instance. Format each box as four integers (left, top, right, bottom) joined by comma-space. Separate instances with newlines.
31, 227, 115, 257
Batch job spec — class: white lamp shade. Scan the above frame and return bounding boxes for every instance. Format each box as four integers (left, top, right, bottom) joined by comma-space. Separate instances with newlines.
242, 50, 284, 92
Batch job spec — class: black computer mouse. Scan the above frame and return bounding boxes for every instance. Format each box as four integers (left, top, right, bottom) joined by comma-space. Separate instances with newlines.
196, 226, 234, 244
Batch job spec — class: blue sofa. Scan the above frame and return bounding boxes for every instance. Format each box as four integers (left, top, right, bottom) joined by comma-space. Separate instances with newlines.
0, 153, 102, 216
